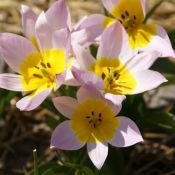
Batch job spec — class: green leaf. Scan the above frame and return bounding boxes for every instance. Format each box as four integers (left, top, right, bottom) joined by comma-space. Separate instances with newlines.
42, 166, 68, 175
168, 30, 175, 49
82, 167, 95, 175
142, 112, 175, 132
151, 59, 175, 75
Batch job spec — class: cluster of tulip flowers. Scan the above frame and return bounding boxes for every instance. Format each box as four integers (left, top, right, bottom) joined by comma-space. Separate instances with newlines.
0, 0, 174, 169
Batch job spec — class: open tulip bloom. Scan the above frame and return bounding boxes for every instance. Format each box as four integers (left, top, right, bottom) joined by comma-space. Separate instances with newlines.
0, 0, 79, 111
72, 21, 167, 96
51, 84, 143, 169
76, 0, 174, 57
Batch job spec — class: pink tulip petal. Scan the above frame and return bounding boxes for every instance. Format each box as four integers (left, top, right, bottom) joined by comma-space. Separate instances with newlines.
87, 142, 108, 170
55, 72, 66, 90
52, 28, 70, 53
101, 0, 119, 12
20, 5, 37, 38
35, 11, 52, 50
45, 0, 71, 30
52, 96, 78, 118
145, 25, 175, 58
104, 93, 126, 115
77, 84, 104, 103
72, 44, 95, 69
51, 121, 85, 150
63, 69, 80, 86
132, 70, 167, 94
126, 51, 159, 74
109, 116, 143, 147
72, 67, 104, 89
72, 14, 105, 46
0, 73, 24, 91
16, 88, 52, 111
0, 33, 36, 72
97, 21, 132, 61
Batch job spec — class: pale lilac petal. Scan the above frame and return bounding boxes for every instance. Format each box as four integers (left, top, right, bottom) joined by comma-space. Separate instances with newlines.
0, 33, 37, 72
72, 67, 104, 89
101, 0, 119, 12
87, 142, 108, 170
35, 11, 52, 50
55, 73, 66, 90
45, 0, 71, 30
72, 14, 105, 46
145, 25, 175, 58
20, 5, 37, 38
51, 121, 85, 150
72, 44, 95, 69
16, 88, 52, 111
97, 21, 132, 61
77, 84, 104, 103
63, 69, 80, 86
0, 74, 24, 91
109, 117, 143, 147
126, 51, 159, 74
132, 70, 167, 94
141, 0, 146, 16
52, 96, 78, 118
104, 93, 126, 115
52, 28, 70, 53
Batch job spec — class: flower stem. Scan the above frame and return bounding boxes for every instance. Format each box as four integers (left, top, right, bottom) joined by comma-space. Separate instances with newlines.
144, 0, 165, 23
33, 149, 38, 175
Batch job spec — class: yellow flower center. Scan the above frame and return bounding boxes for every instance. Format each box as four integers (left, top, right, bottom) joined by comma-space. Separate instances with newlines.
89, 58, 137, 95
20, 49, 71, 92
71, 99, 119, 143
102, 0, 157, 49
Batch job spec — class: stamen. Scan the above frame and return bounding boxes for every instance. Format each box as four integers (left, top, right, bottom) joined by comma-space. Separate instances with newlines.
101, 73, 106, 80
89, 120, 92, 124
99, 113, 102, 118
133, 15, 136, 20
93, 123, 96, 128
33, 73, 43, 79
41, 62, 46, 68
34, 66, 39, 69
121, 14, 125, 19
125, 11, 129, 17
47, 62, 51, 68
107, 67, 111, 73
86, 116, 91, 119
91, 111, 94, 116
98, 119, 102, 122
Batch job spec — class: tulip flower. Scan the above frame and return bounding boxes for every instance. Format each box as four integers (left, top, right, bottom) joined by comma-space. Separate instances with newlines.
0, 0, 78, 111
72, 22, 167, 95
51, 84, 143, 169
75, 0, 174, 57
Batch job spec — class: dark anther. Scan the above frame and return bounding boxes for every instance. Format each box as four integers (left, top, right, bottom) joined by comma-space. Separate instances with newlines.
33, 73, 43, 79
133, 15, 136, 20
89, 120, 92, 124
93, 123, 96, 128
47, 62, 51, 68
91, 111, 94, 116
99, 113, 102, 118
41, 62, 46, 68
119, 20, 123, 24
86, 116, 90, 119
101, 73, 106, 80
107, 67, 111, 73
125, 11, 129, 16
34, 66, 39, 69
113, 71, 118, 77
121, 14, 125, 19
98, 119, 102, 122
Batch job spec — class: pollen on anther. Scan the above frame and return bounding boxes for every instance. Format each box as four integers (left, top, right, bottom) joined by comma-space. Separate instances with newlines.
121, 14, 125, 19
101, 73, 106, 80
86, 116, 91, 119
47, 62, 51, 68
41, 62, 46, 68
91, 111, 94, 116
133, 15, 136, 20
33, 73, 43, 79
99, 113, 102, 118
125, 11, 129, 16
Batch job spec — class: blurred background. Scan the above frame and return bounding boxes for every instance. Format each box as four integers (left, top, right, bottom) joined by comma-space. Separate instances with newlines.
0, 0, 175, 175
